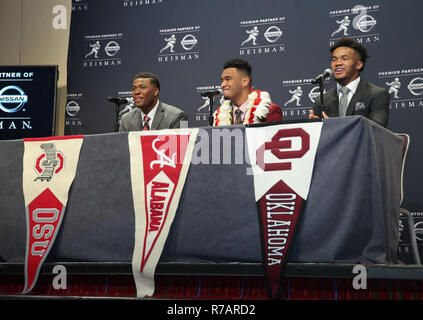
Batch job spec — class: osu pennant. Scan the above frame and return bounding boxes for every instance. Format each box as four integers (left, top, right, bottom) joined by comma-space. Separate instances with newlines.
22, 135, 83, 294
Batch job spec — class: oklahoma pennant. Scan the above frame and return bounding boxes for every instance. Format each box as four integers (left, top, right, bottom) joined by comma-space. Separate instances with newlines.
128, 128, 198, 298
22, 135, 84, 294
246, 122, 322, 299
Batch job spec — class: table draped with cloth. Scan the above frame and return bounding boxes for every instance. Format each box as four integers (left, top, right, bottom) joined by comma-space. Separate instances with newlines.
0, 116, 403, 265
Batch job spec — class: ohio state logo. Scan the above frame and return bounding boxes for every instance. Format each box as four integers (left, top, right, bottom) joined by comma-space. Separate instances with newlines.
34, 143, 64, 182
256, 128, 310, 171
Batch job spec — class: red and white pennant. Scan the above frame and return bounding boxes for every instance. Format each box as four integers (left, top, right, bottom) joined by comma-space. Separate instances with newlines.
22, 135, 83, 294
128, 128, 198, 298
246, 122, 322, 299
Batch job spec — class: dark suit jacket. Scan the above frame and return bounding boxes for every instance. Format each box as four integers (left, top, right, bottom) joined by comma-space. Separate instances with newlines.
119, 101, 188, 132
313, 79, 390, 127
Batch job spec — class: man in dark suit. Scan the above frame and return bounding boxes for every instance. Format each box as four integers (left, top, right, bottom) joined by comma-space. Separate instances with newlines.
213, 59, 282, 126
119, 72, 187, 132
310, 37, 389, 127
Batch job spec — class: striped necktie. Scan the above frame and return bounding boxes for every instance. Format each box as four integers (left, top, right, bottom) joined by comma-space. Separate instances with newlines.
143, 115, 150, 130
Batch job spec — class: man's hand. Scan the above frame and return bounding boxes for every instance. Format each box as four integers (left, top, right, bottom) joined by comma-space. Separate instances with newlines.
309, 109, 329, 119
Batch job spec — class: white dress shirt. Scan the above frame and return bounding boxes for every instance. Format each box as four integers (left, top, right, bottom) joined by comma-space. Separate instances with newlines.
141, 99, 160, 127
336, 77, 360, 107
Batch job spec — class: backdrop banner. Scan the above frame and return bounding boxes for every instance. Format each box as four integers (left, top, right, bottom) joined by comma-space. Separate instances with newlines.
66, 0, 423, 221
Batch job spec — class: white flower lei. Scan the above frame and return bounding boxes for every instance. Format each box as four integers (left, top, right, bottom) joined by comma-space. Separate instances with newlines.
213, 90, 272, 126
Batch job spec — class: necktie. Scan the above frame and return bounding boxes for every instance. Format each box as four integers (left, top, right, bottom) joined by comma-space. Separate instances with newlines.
234, 108, 243, 125
143, 115, 150, 130
339, 86, 349, 117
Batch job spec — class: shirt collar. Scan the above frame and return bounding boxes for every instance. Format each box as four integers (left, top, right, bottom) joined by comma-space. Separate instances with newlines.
337, 76, 361, 95
232, 99, 249, 115
141, 99, 159, 120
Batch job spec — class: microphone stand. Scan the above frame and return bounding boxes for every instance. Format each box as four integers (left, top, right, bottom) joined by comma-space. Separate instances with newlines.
108, 99, 127, 132
316, 79, 326, 120
312, 70, 332, 119
208, 95, 215, 126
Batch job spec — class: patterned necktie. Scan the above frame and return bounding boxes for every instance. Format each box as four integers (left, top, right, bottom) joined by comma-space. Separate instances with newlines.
234, 108, 243, 125
143, 115, 150, 130
339, 86, 350, 117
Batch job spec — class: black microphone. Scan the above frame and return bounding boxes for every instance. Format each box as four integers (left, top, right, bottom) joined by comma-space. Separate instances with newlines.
107, 97, 128, 104
311, 68, 333, 84
201, 90, 220, 98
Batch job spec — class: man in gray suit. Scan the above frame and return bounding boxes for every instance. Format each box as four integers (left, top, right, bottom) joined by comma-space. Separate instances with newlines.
119, 72, 187, 132
310, 37, 389, 127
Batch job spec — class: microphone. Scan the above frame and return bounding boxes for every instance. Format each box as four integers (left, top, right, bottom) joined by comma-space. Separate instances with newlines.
201, 90, 220, 98
107, 96, 128, 104
311, 68, 333, 84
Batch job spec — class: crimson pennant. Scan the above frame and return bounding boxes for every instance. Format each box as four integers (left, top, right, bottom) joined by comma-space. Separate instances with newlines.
256, 180, 305, 299
246, 122, 322, 299
128, 129, 198, 298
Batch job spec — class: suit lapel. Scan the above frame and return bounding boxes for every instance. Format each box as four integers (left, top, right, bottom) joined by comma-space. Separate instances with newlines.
325, 88, 339, 116
346, 79, 366, 116
133, 108, 143, 131
151, 102, 164, 130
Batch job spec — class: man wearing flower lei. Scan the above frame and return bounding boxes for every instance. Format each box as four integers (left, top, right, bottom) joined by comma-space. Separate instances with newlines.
213, 59, 282, 126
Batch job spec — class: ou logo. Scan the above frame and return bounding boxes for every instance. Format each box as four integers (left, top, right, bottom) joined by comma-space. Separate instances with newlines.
256, 128, 310, 171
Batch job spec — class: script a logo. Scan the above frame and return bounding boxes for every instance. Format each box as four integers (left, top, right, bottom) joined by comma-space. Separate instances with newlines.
150, 138, 176, 169
256, 128, 310, 171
